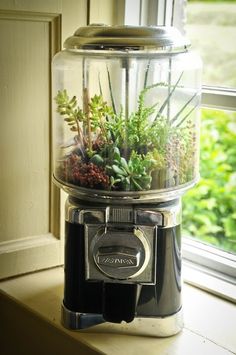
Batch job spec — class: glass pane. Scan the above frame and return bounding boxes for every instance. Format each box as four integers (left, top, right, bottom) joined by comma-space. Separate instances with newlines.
183, 108, 236, 254
186, 0, 236, 88
52, 50, 201, 197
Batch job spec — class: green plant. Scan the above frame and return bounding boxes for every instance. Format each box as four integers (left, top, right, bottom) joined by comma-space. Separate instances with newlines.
55, 90, 114, 156
106, 147, 157, 191
183, 109, 236, 253
126, 83, 161, 150
88, 94, 114, 141
55, 90, 85, 144
55, 71, 199, 193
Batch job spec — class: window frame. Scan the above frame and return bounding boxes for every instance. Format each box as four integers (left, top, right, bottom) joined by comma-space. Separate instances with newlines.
182, 0, 236, 298
120, 0, 236, 301
183, 237, 236, 287
202, 87, 236, 111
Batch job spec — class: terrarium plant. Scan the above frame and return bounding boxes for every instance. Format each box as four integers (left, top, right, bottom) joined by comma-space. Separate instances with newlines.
55, 70, 199, 192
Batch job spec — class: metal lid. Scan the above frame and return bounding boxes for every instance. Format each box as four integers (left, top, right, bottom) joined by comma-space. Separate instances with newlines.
64, 24, 190, 52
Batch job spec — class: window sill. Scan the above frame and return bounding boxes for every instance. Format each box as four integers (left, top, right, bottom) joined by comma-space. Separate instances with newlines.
0, 267, 236, 355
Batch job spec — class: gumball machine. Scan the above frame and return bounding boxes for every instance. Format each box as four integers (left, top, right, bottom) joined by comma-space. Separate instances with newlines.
52, 25, 201, 336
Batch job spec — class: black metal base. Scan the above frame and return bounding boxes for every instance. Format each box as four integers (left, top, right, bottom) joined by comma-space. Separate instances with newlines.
64, 223, 181, 317
63, 198, 182, 334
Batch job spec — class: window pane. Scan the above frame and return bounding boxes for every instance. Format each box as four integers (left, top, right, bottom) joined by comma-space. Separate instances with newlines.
186, 0, 236, 88
183, 108, 236, 254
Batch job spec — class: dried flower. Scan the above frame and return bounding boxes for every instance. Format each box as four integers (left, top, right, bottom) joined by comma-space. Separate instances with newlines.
71, 162, 109, 189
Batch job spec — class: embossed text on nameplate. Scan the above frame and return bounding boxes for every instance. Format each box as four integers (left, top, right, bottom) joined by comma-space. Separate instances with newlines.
97, 254, 138, 268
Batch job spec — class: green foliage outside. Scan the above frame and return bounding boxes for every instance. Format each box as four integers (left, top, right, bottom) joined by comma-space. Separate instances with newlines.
183, 109, 236, 253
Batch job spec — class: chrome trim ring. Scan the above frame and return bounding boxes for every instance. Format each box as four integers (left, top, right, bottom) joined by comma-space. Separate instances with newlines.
53, 174, 198, 205
61, 303, 183, 337
64, 196, 182, 228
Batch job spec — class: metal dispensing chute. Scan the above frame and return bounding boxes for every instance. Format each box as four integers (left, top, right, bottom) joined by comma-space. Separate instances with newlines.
52, 25, 202, 336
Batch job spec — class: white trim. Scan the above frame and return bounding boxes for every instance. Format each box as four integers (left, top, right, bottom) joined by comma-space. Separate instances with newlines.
183, 262, 236, 304
116, 0, 189, 38
124, 0, 141, 25
202, 87, 236, 111
183, 238, 236, 280
119, 0, 187, 31
141, 0, 186, 30
156, 0, 165, 25
182, 238, 236, 303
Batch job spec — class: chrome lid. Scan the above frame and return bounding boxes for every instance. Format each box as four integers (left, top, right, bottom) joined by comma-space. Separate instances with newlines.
64, 24, 190, 52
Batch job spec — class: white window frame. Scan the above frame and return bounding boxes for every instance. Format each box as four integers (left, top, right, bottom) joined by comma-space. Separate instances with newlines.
119, 0, 236, 302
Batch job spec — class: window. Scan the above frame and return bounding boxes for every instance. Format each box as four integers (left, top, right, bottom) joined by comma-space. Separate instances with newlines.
118, 0, 236, 298
183, 0, 236, 257
182, 0, 236, 296
186, 0, 236, 88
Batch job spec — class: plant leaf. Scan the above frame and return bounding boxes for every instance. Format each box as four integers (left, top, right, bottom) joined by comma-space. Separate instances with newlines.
154, 72, 184, 121
143, 59, 151, 89
112, 165, 126, 176
120, 157, 129, 171
176, 102, 199, 127
170, 91, 200, 126
107, 66, 117, 114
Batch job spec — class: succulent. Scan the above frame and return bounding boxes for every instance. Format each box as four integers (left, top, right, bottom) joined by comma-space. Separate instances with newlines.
55, 90, 85, 141
106, 147, 157, 191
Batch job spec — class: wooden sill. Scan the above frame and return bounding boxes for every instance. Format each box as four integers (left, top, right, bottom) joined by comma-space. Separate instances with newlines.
0, 267, 235, 355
